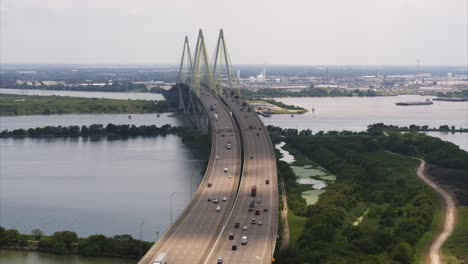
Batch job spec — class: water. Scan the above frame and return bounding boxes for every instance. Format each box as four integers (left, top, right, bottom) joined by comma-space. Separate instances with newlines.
0, 113, 183, 131
262, 95, 468, 151
0, 250, 135, 264
0, 136, 207, 242
0, 88, 165, 101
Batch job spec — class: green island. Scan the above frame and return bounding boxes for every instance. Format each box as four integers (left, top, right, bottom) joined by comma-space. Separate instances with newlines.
0, 94, 172, 116
270, 125, 468, 264
247, 98, 307, 114
0, 227, 152, 259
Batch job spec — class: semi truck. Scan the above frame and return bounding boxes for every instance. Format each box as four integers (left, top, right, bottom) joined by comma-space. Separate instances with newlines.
251, 185, 257, 197
154, 252, 167, 264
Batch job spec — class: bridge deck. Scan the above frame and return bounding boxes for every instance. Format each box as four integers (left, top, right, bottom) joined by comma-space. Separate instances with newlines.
138, 89, 242, 264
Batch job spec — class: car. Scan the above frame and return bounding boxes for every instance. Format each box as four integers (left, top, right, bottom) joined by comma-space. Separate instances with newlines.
241, 236, 248, 245
265, 179, 270, 184
257, 197, 262, 203
258, 220, 263, 226
224, 167, 228, 173
226, 145, 231, 149
255, 209, 260, 215
222, 197, 227, 202
229, 233, 234, 240
251, 218, 256, 224
234, 222, 240, 228
217, 257, 223, 264
207, 197, 212, 201
216, 155, 220, 160
207, 182, 212, 187
250, 156, 254, 159
242, 225, 248, 231
213, 198, 219, 203
216, 206, 221, 212
264, 208, 268, 212
231, 244, 237, 250
228, 174, 232, 178
256, 133, 260, 136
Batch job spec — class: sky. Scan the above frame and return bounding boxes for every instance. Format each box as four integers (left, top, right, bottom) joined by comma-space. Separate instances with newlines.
1, 0, 467, 65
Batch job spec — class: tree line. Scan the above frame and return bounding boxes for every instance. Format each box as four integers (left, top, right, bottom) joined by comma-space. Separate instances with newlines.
0, 123, 205, 142
0, 226, 152, 258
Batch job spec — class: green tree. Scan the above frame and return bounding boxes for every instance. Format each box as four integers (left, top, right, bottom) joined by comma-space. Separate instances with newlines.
391, 242, 414, 264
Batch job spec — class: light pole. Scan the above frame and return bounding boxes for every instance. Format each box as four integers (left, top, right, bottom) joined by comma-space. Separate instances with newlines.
190, 171, 194, 198
139, 221, 144, 258
170, 192, 175, 225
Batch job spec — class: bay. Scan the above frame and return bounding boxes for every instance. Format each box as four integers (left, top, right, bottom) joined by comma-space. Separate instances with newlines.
262, 95, 468, 151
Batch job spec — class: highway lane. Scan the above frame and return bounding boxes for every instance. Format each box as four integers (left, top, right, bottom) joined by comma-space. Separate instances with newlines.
206, 91, 278, 264
138, 89, 242, 264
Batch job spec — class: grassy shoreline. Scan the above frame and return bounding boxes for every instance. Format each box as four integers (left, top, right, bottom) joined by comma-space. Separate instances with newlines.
0, 94, 172, 116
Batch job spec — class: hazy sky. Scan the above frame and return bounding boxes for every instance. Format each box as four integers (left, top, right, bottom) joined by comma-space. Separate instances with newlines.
1, 0, 467, 65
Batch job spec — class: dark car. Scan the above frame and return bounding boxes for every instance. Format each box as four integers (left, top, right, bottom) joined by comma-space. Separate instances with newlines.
234, 222, 240, 228
229, 233, 234, 240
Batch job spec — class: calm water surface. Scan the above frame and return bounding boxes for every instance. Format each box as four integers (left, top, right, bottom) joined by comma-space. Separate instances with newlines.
0, 113, 183, 131
263, 95, 468, 151
0, 136, 207, 242
0, 250, 135, 264
0, 88, 165, 101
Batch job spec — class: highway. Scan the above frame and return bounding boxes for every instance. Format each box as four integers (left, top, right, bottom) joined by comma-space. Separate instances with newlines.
138, 88, 242, 264
205, 90, 278, 264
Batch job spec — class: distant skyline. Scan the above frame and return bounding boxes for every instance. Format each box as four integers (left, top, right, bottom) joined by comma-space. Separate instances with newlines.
1, 0, 467, 66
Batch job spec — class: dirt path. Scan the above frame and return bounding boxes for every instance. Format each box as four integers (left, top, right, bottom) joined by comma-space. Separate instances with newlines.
280, 181, 290, 250
414, 159, 456, 264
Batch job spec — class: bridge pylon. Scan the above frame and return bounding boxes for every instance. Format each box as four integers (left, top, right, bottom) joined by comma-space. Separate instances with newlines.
213, 29, 239, 96
176, 36, 193, 113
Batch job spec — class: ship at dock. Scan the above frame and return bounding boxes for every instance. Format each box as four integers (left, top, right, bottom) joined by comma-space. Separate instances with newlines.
395, 99, 433, 106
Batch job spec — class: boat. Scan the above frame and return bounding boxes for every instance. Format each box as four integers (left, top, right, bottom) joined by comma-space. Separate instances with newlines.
291, 114, 294, 118
312, 107, 315, 112
157, 113, 160, 118
128, 115, 132, 119
395, 99, 433, 106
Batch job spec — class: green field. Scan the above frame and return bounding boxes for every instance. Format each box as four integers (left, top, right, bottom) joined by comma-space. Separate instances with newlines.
443, 206, 468, 263
0, 94, 171, 116
287, 210, 307, 248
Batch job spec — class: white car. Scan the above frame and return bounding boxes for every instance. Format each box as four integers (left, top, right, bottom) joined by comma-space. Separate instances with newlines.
228, 175, 232, 178
242, 225, 248, 231
241, 236, 248, 245
216, 206, 221, 212
216, 155, 220, 160
222, 197, 227, 202
224, 168, 228, 173
258, 220, 263, 226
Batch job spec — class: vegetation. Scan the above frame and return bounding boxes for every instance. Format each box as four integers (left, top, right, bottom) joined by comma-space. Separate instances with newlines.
1, 123, 208, 145
443, 206, 468, 261
270, 127, 467, 263
367, 123, 468, 133
436, 89, 468, 98
0, 94, 172, 116
3, 81, 151, 93
241, 87, 377, 98
261, 99, 307, 113
0, 227, 152, 258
